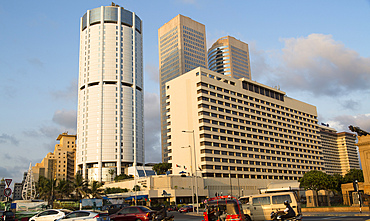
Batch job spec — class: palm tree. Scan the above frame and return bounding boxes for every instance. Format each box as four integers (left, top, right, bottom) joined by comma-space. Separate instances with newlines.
56, 179, 73, 199
36, 176, 51, 201
36, 176, 57, 205
88, 181, 103, 198
108, 169, 115, 181
73, 173, 88, 199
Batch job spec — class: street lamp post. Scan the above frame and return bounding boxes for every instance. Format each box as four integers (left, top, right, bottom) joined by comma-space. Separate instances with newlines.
181, 145, 194, 210
182, 130, 198, 214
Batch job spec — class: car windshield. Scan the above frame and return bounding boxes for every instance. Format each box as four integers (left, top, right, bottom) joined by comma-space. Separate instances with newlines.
208, 200, 240, 215
139, 207, 152, 212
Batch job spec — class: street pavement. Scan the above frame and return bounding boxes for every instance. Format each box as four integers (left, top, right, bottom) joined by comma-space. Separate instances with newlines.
171, 211, 370, 220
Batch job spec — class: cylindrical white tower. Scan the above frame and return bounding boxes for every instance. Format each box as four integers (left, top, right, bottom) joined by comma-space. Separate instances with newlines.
76, 4, 144, 182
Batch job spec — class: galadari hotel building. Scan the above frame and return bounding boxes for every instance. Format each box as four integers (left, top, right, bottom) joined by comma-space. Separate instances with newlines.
166, 67, 323, 186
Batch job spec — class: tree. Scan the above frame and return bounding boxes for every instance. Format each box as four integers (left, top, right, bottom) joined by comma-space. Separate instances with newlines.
73, 173, 88, 199
56, 179, 73, 199
328, 173, 344, 193
103, 187, 129, 194
88, 181, 103, 198
299, 170, 330, 191
108, 169, 115, 181
36, 176, 52, 201
114, 173, 132, 182
343, 169, 364, 183
132, 185, 140, 192
152, 163, 172, 175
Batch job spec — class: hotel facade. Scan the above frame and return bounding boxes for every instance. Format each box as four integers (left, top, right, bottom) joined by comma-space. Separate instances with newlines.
166, 67, 323, 184
76, 4, 144, 182
319, 125, 360, 176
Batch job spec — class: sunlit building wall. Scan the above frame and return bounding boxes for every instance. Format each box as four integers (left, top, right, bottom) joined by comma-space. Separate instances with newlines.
158, 14, 207, 162
166, 67, 323, 182
208, 36, 251, 79
76, 4, 144, 182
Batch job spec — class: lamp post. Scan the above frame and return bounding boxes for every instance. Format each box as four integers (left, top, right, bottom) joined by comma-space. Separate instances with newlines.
181, 145, 194, 210
182, 130, 198, 214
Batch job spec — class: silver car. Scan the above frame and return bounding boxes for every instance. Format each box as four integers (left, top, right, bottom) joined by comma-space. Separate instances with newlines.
30, 209, 72, 221
58, 211, 110, 221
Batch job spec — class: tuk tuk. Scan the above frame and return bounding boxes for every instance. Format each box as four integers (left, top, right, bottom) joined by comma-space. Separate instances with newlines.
203, 195, 245, 221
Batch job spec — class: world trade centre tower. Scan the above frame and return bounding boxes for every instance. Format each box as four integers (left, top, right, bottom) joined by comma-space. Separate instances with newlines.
76, 4, 144, 182
158, 15, 207, 162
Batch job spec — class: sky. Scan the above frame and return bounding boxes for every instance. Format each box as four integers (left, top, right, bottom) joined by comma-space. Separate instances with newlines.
1, 0, 370, 183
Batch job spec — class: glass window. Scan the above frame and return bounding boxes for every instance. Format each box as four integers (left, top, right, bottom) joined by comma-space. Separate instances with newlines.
252, 196, 270, 205
272, 195, 291, 204
128, 207, 140, 213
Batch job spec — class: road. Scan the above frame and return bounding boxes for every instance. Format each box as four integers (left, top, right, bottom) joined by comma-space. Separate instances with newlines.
170, 211, 370, 221
303, 217, 370, 221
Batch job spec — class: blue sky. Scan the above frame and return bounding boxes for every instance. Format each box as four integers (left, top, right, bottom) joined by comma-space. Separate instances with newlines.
1, 0, 370, 183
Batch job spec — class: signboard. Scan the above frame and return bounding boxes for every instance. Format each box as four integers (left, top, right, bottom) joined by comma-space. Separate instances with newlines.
5, 179, 12, 187
4, 188, 12, 197
81, 199, 103, 208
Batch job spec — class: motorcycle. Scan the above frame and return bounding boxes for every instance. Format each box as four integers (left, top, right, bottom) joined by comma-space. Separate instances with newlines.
270, 210, 302, 221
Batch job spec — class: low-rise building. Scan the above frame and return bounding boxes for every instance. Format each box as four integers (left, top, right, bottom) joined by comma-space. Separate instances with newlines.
103, 174, 208, 205
32, 133, 76, 182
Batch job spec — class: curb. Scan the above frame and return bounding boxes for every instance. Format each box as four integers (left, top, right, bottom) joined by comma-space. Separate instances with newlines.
303, 212, 370, 217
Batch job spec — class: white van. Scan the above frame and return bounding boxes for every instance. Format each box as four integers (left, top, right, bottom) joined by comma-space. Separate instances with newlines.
239, 192, 301, 221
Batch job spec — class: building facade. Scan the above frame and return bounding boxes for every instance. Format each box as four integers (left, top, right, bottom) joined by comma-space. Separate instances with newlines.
13, 183, 23, 200
32, 133, 76, 183
320, 125, 360, 176
166, 67, 322, 184
158, 14, 207, 162
76, 4, 144, 182
208, 36, 251, 79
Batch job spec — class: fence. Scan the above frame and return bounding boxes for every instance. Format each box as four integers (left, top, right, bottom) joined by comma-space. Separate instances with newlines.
301, 193, 370, 207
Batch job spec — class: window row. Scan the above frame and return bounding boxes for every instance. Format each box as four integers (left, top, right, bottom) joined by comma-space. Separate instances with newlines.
196, 81, 316, 119
200, 164, 320, 174
197, 92, 316, 125
202, 173, 300, 181
199, 154, 321, 166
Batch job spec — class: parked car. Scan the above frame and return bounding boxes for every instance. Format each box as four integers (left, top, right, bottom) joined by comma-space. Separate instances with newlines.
30, 209, 72, 221
167, 206, 177, 212
110, 206, 156, 221
0, 211, 15, 221
102, 204, 130, 215
178, 205, 193, 213
57, 210, 109, 221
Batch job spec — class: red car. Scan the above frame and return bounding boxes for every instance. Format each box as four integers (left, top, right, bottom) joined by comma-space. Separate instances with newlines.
110, 206, 155, 221
178, 205, 193, 213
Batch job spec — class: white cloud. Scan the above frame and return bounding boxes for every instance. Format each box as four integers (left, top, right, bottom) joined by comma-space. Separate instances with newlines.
327, 113, 370, 132
0, 133, 19, 146
52, 109, 77, 132
145, 64, 159, 83
258, 34, 370, 97
144, 92, 162, 163
27, 57, 43, 68
51, 79, 78, 101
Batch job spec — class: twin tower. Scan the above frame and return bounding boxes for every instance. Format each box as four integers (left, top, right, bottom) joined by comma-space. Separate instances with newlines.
77, 5, 251, 182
